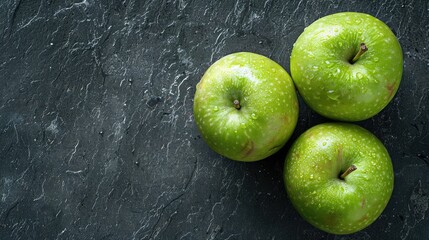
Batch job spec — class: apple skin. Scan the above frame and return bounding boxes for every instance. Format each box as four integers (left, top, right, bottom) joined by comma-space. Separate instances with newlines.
290, 12, 403, 121
193, 52, 299, 161
284, 123, 394, 234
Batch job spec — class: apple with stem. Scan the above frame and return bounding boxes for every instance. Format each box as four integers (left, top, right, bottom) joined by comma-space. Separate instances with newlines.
284, 123, 394, 234
290, 12, 403, 121
193, 52, 299, 161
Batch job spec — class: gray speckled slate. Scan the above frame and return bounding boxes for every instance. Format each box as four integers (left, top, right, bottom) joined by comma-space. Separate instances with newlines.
0, 0, 428, 239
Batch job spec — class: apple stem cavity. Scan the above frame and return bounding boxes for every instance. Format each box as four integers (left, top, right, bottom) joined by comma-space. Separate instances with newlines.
233, 99, 241, 110
340, 165, 357, 179
351, 43, 368, 63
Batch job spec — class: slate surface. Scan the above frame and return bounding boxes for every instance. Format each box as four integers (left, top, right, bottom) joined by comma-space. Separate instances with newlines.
0, 0, 428, 239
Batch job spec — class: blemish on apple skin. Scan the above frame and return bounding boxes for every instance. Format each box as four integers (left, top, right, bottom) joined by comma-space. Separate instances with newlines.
292, 151, 300, 160
242, 140, 255, 157
359, 214, 369, 222
361, 198, 366, 208
267, 135, 278, 145
282, 115, 290, 124
337, 145, 344, 167
386, 82, 396, 98
269, 145, 282, 153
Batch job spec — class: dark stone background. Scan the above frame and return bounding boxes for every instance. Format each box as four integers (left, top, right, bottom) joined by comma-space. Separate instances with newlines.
0, 0, 428, 239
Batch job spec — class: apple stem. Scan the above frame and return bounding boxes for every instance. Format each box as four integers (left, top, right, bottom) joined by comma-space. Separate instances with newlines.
233, 99, 241, 110
340, 165, 357, 179
351, 43, 368, 63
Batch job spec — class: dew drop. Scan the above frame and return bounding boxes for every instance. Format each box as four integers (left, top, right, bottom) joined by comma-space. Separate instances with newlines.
213, 106, 219, 112
327, 90, 340, 101
333, 68, 341, 75
251, 113, 257, 119
357, 72, 364, 79
373, 57, 379, 62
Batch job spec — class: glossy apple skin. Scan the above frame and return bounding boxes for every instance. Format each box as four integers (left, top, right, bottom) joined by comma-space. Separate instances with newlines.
284, 123, 394, 234
290, 12, 403, 121
193, 52, 299, 161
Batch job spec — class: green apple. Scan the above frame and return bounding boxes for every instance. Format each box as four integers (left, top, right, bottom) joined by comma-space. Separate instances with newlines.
290, 12, 403, 121
193, 52, 299, 161
284, 123, 394, 234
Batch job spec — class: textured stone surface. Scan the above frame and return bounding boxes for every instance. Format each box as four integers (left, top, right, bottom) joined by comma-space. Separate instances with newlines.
0, 0, 428, 239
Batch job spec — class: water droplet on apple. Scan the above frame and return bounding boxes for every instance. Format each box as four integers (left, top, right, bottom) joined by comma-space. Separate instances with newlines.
355, 19, 361, 24
251, 113, 257, 119
338, 42, 343, 47
271, 68, 276, 73
327, 90, 340, 101
333, 68, 341, 75
310, 174, 314, 179
373, 57, 379, 62
357, 72, 364, 79
213, 106, 219, 112
312, 65, 319, 71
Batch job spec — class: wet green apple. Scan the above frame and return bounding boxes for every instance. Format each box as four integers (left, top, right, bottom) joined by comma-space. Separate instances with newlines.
193, 52, 299, 161
290, 12, 403, 121
284, 123, 394, 234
